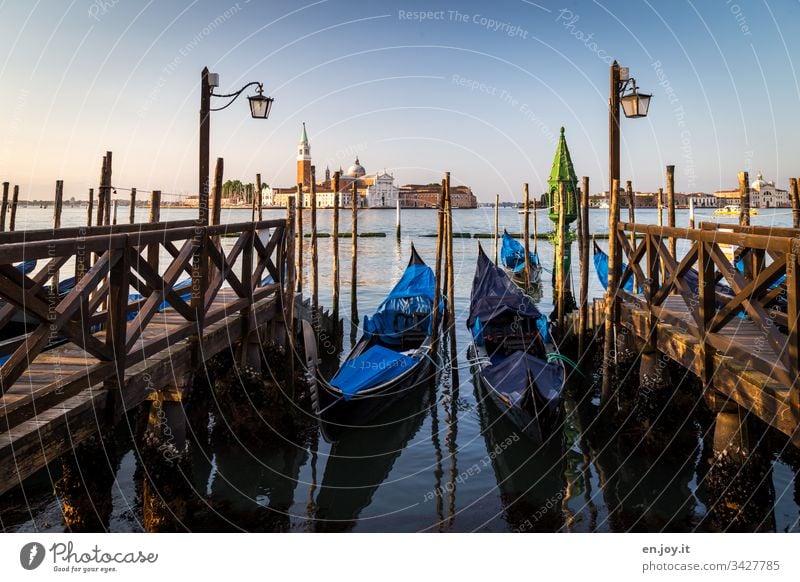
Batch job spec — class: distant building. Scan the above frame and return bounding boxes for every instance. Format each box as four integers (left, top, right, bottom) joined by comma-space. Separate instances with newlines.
686, 192, 717, 208
751, 173, 790, 208
399, 184, 477, 208
366, 171, 400, 208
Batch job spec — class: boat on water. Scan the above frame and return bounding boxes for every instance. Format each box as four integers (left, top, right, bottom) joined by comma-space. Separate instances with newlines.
309, 244, 436, 441
500, 229, 542, 286
467, 244, 565, 444
715, 204, 758, 216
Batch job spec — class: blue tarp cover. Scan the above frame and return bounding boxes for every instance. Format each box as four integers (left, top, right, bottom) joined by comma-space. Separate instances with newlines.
593, 243, 635, 292
501, 231, 539, 271
363, 261, 435, 343
329, 345, 417, 400
482, 350, 563, 405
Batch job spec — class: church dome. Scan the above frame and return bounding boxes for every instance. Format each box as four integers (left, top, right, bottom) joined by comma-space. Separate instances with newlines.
751, 171, 766, 190
346, 157, 366, 178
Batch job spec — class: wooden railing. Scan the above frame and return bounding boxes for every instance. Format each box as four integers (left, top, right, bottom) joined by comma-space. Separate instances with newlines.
609, 221, 800, 395
0, 219, 288, 394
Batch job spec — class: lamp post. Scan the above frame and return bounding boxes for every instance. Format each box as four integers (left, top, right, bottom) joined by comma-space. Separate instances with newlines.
608, 60, 651, 206
199, 66, 274, 225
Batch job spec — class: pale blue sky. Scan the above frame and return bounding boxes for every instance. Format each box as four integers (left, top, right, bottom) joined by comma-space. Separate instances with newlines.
1, 0, 798, 201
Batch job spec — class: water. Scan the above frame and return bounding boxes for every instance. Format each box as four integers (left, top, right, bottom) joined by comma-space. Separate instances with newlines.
3, 205, 799, 532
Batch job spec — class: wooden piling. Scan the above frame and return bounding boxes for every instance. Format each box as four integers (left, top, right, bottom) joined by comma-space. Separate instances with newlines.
129, 187, 137, 224
523, 183, 531, 288
211, 158, 223, 226
285, 196, 297, 396
493, 193, 499, 264
87, 188, 94, 227
148, 190, 161, 273
578, 177, 589, 359
444, 172, 457, 367
112, 200, 119, 225
601, 178, 621, 403
297, 183, 304, 293
689, 197, 695, 229
657, 187, 663, 227
557, 182, 567, 331
432, 180, 446, 355
103, 152, 112, 227
54, 180, 64, 229
667, 165, 676, 259
396, 198, 401, 241
738, 171, 751, 227
532, 197, 538, 256
310, 166, 319, 319
9, 185, 19, 231
255, 173, 263, 222
332, 172, 341, 329
626, 180, 635, 246
790, 178, 800, 229
0, 182, 8, 232
351, 181, 358, 342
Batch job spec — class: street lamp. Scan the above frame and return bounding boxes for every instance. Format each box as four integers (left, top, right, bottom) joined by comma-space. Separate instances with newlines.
608, 60, 651, 202
199, 67, 274, 225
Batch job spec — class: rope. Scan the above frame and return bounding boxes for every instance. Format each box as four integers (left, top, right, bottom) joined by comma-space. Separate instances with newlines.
546, 352, 586, 378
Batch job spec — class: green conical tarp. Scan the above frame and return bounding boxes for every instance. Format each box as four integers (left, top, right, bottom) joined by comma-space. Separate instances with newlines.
301, 122, 309, 144
547, 127, 578, 224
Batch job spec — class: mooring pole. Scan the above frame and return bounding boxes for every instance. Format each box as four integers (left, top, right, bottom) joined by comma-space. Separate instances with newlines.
285, 195, 297, 397
396, 198, 401, 242
103, 151, 112, 227
297, 182, 304, 293
444, 172, 458, 374
332, 172, 340, 331
626, 180, 635, 246
97, 155, 107, 226
351, 181, 358, 344
129, 187, 136, 224
9, 185, 19, 232
790, 177, 800, 229
666, 165, 676, 259
310, 166, 319, 320
148, 190, 161, 273
523, 183, 531, 288
0, 182, 8, 232
689, 196, 695, 229
493, 193, 500, 264
432, 180, 446, 356
557, 182, 567, 332
601, 178, 621, 403
738, 171, 751, 227
579, 177, 590, 360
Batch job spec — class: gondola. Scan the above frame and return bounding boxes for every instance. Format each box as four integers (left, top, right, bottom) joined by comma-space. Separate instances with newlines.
500, 229, 542, 286
309, 243, 436, 441
467, 244, 565, 444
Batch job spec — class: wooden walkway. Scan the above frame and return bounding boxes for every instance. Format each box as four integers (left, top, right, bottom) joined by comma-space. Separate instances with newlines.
0, 217, 294, 495
592, 221, 800, 445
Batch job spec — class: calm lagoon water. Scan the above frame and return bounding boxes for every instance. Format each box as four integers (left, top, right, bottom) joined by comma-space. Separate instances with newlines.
3, 205, 799, 532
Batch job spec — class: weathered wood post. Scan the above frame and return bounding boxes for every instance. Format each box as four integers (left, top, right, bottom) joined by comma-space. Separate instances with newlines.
578, 177, 590, 359
493, 193, 499, 264
351, 181, 358, 343
738, 171, 751, 227
129, 187, 137, 224
444, 172, 458, 374
557, 182, 567, 331
667, 165, 676, 259
112, 199, 119, 225
790, 177, 800, 229
689, 196, 695, 229
256, 173, 263, 221
601, 179, 621, 403
431, 180, 446, 356
103, 151, 112, 226
211, 158, 223, 227
532, 197, 538, 256
148, 190, 161, 273
657, 187, 663, 228
9, 185, 19, 231
285, 195, 297, 395
87, 188, 94, 227
523, 183, 531, 288
626, 180, 635, 246
97, 155, 107, 226
396, 198, 401, 242
297, 182, 304, 293
332, 172, 340, 330
0, 182, 8, 232
310, 166, 319, 320
54, 179, 64, 230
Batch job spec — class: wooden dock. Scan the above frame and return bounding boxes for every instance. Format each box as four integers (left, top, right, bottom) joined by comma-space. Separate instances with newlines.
0, 217, 293, 495
581, 220, 800, 446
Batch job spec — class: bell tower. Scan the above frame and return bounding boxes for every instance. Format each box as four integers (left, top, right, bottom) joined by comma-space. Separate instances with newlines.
296, 122, 311, 190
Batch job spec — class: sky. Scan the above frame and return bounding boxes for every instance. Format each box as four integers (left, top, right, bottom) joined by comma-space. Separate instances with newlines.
1, 0, 799, 202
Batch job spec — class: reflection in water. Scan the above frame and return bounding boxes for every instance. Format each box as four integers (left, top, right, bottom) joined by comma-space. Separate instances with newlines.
313, 382, 431, 532
475, 380, 566, 532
